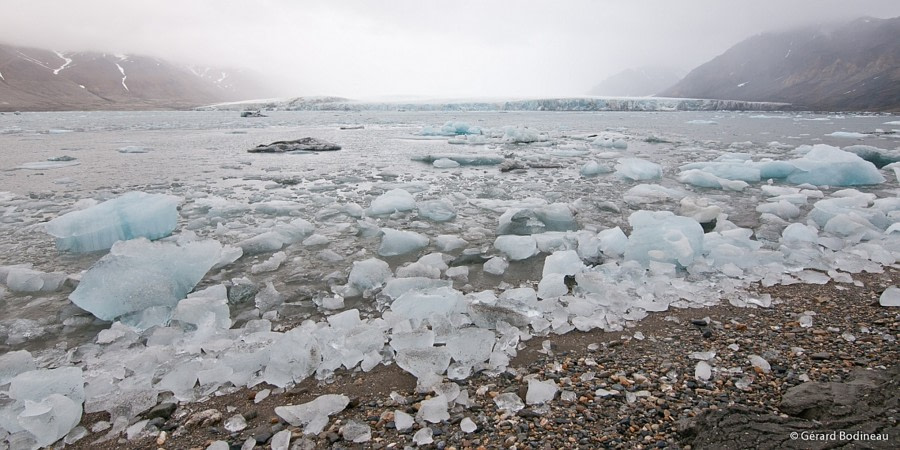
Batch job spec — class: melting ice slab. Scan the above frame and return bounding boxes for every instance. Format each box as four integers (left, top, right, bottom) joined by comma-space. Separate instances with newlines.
275, 394, 349, 434
44, 192, 180, 252
69, 238, 223, 324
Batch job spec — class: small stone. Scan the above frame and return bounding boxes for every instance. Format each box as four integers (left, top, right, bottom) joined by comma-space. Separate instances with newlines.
810, 352, 832, 360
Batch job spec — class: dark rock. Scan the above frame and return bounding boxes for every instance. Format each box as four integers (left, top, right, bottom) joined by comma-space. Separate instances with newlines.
227, 280, 259, 305
248, 137, 341, 153
143, 402, 177, 420
449, 253, 489, 267
240, 110, 266, 118
810, 352, 831, 360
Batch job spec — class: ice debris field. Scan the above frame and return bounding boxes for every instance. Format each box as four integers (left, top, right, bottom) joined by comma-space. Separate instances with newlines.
0, 110, 899, 447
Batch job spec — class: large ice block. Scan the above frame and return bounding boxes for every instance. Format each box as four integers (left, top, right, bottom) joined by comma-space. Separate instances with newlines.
787, 144, 885, 186
624, 211, 704, 267
69, 238, 223, 323
44, 192, 180, 253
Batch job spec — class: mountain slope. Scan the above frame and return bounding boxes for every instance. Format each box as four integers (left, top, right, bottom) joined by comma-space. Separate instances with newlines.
660, 17, 900, 111
0, 43, 271, 111
588, 67, 683, 97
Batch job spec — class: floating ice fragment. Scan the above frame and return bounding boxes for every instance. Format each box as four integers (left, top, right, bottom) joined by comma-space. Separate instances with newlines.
615, 158, 662, 181
348, 258, 392, 292
433, 158, 460, 168
483, 256, 509, 275
542, 250, 585, 277
787, 145, 884, 186
378, 228, 429, 256
580, 161, 613, 177
69, 238, 223, 323
494, 235, 538, 261
44, 192, 179, 252
368, 189, 416, 215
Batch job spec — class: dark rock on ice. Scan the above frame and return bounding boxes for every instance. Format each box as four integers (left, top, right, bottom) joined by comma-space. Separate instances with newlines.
240, 110, 266, 118
248, 137, 341, 153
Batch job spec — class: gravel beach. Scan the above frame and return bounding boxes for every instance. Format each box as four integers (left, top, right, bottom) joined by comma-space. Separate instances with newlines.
65, 268, 898, 450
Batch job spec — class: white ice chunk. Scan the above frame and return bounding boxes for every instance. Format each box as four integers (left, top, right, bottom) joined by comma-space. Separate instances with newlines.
18, 394, 82, 448
580, 161, 613, 177
341, 420, 371, 443
237, 218, 314, 255
274, 394, 349, 429
526, 378, 558, 405
368, 189, 416, 215
69, 238, 223, 323
250, 251, 286, 274
787, 144, 884, 186
493, 392, 524, 413
482, 256, 509, 275
44, 192, 179, 252
542, 250, 586, 277
9, 366, 84, 404
394, 410, 414, 431
418, 200, 457, 222
391, 287, 465, 322
435, 235, 467, 252
880, 286, 900, 307
624, 211, 704, 267
419, 395, 450, 423
378, 228, 429, 256
395, 347, 451, 378
0, 350, 35, 385
348, 258, 392, 292
615, 158, 662, 181
494, 235, 539, 261
445, 328, 495, 366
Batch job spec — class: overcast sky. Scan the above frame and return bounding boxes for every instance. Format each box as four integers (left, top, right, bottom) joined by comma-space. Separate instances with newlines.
1, 0, 898, 99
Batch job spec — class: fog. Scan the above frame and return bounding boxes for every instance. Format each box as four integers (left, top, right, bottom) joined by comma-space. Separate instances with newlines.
1, 0, 898, 99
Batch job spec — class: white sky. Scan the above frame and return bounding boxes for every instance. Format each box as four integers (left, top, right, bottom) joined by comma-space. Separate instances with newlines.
1, 0, 898, 98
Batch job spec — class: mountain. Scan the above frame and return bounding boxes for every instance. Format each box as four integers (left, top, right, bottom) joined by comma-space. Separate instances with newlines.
660, 17, 900, 111
588, 67, 683, 97
0, 43, 273, 111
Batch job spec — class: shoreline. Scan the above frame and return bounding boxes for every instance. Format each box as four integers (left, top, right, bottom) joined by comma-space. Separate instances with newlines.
68, 269, 898, 449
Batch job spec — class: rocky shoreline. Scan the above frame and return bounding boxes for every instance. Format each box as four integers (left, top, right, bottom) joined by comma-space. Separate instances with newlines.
64, 269, 898, 450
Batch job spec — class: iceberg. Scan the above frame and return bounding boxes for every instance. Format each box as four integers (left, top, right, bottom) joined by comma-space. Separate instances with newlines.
786, 145, 884, 186
69, 238, 223, 324
44, 192, 180, 252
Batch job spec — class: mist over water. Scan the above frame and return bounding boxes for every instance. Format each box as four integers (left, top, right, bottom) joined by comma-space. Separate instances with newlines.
1, 0, 898, 98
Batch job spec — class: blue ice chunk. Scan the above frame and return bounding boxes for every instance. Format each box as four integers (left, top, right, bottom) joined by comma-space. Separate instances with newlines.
44, 192, 179, 253
420, 121, 480, 136
615, 158, 662, 181
678, 162, 760, 182
755, 161, 797, 179
411, 154, 504, 166
624, 211, 704, 267
786, 145, 885, 186
69, 238, 223, 323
